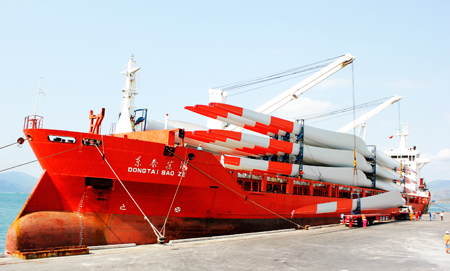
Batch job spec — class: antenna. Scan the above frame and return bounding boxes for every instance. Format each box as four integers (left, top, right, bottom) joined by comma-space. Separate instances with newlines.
33, 77, 46, 116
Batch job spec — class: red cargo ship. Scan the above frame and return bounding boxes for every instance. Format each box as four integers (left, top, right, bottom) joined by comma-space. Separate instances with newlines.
5, 55, 430, 253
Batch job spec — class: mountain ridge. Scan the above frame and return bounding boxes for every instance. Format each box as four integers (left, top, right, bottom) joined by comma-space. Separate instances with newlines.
0, 171, 38, 193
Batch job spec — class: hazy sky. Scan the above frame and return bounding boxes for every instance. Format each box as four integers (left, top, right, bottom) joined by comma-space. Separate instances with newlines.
1, 1, 449, 183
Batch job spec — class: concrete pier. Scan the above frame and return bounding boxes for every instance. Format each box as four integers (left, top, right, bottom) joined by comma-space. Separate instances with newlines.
1, 213, 450, 270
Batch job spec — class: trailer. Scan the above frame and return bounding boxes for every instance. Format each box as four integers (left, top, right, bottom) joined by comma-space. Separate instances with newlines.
341, 211, 410, 227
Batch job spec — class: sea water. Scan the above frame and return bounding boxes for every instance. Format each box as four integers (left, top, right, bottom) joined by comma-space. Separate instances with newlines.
429, 202, 450, 214
0, 193, 29, 255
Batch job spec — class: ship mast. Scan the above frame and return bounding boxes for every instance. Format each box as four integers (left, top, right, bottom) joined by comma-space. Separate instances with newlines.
397, 124, 409, 150
115, 55, 141, 133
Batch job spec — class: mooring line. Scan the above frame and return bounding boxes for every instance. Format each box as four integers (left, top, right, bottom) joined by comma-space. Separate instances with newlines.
94, 145, 164, 239
161, 148, 188, 236
168, 150, 304, 229
0, 145, 83, 173
0, 142, 19, 150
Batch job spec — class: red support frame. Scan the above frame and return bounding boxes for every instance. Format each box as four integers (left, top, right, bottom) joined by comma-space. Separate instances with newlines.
89, 108, 105, 134
231, 169, 381, 199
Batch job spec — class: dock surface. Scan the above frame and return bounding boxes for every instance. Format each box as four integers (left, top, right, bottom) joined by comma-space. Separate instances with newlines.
1, 214, 450, 270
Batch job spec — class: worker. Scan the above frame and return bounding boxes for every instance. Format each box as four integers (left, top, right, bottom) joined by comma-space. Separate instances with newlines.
348, 217, 353, 228
340, 213, 345, 223
441, 211, 445, 221
409, 213, 413, 221
429, 212, 432, 221
415, 212, 419, 221
362, 215, 367, 229
419, 211, 422, 220
445, 231, 450, 254
197, 144, 203, 151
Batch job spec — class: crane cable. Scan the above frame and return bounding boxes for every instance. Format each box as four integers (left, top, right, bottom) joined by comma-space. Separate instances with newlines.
296, 96, 393, 121
228, 71, 317, 97
351, 62, 358, 185
214, 55, 343, 91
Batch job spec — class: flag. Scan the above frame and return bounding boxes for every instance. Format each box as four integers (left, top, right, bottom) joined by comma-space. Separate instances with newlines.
389, 135, 393, 139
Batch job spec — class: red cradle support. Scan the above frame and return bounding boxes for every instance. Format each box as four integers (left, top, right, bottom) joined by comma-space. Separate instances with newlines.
89, 108, 105, 134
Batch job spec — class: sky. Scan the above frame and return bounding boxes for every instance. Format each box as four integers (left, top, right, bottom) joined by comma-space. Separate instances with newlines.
0, 1, 449, 183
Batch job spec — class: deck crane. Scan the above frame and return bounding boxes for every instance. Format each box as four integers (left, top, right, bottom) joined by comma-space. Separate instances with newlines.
207, 53, 355, 130
336, 95, 403, 139
253, 53, 355, 116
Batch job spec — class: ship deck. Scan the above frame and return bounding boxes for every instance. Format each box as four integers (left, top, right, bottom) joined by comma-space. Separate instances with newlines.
2, 213, 449, 270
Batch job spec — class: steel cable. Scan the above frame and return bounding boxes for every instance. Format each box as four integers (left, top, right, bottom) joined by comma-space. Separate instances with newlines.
168, 149, 305, 229
214, 55, 343, 91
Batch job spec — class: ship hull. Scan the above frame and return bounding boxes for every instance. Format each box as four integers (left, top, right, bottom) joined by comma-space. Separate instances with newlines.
5, 128, 429, 252
6, 211, 341, 251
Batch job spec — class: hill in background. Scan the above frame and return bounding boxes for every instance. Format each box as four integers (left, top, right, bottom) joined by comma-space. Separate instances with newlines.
427, 180, 450, 201
0, 171, 38, 193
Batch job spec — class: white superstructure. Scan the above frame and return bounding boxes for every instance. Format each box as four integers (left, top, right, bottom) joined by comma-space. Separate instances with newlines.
384, 125, 431, 195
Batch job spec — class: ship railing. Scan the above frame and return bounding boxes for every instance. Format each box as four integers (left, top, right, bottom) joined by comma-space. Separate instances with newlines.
24, 115, 44, 129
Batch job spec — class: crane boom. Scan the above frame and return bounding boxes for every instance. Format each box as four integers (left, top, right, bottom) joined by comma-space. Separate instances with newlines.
336, 95, 403, 133
226, 53, 355, 131
254, 53, 355, 115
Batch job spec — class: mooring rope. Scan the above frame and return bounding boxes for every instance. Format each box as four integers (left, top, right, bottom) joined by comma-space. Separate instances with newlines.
0, 137, 25, 150
0, 144, 83, 173
168, 149, 304, 229
94, 145, 164, 239
160, 148, 189, 236
434, 203, 450, 212
0, 142, 20, 150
